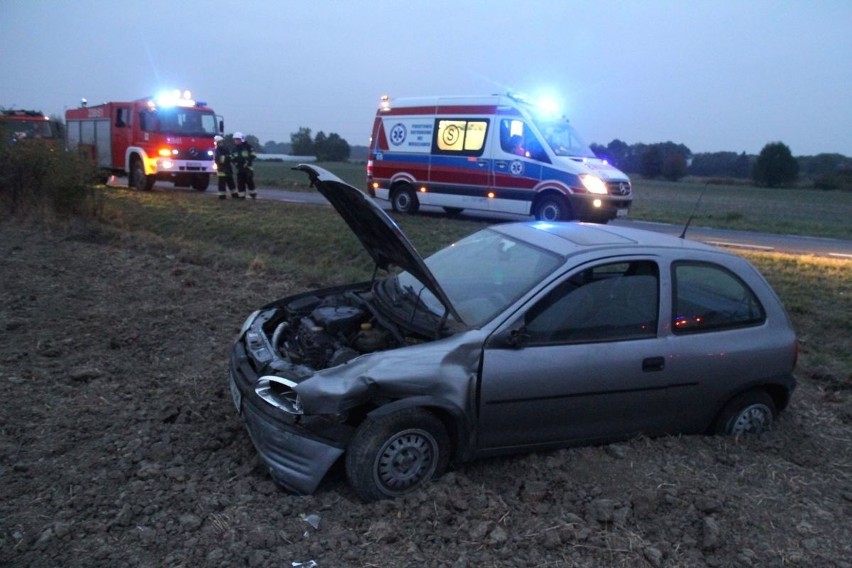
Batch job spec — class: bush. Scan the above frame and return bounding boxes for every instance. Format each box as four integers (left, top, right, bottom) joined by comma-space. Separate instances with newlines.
0, 136, 103, 220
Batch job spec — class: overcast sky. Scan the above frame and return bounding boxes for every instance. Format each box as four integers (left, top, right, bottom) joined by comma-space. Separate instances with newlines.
2, 0, 850, 156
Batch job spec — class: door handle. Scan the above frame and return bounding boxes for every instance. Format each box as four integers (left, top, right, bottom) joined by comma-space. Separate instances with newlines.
642, 356, 665, 372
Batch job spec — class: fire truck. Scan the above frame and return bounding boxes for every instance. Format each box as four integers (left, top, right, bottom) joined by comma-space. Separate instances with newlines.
65, 90, 222, 191
0, 109, 59, 144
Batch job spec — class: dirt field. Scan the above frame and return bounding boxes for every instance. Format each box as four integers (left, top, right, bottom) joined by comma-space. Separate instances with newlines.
1, 221, 850, 567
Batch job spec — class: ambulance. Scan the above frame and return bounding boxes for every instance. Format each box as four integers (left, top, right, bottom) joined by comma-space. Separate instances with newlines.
366, 93, 631, 222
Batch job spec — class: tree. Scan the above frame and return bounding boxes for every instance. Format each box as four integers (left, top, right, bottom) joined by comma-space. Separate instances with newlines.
314, 131, 351, 162
752, 142, 798, 187
290, 127, 314, 156
640, 145, 663, 178
662, 154, 687, 181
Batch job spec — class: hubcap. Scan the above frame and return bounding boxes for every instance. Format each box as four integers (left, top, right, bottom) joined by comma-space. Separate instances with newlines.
731, 403, 772, 435
374, 429, 437, 495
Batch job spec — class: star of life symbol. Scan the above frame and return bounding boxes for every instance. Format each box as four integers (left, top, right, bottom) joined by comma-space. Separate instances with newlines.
390, 123, 407, 146
510, 160, 524, 176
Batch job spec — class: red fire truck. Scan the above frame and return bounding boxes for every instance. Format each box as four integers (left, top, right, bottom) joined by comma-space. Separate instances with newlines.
65, 90, 222, 191
0, 109, 59, 144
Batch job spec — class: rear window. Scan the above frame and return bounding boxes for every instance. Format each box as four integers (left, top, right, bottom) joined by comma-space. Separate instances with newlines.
672, 261, 765, 333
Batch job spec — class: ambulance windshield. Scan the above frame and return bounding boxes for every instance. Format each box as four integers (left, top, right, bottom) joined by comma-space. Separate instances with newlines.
533, 118, 596, 159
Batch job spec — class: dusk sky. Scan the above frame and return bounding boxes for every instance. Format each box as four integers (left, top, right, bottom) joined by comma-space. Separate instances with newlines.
2, 0, 850, 156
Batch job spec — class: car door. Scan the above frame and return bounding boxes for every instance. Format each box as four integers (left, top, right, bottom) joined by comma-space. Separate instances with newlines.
476, 259, 674, 451
490, 118, 545, 212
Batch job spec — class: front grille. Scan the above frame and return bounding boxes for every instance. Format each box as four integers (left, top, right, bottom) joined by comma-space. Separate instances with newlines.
607, 181, 632, 196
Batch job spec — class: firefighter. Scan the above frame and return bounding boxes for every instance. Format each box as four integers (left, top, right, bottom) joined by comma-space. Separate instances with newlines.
214, 135, 238, 199
232, 132, 257, 199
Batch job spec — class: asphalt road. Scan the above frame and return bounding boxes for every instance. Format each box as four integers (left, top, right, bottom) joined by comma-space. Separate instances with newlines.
110, 179, 852, 259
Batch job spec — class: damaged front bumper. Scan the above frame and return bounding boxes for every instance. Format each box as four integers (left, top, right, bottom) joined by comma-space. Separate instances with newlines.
229, 341, 354, 494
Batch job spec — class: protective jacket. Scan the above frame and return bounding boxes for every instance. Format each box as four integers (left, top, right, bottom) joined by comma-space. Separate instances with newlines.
215, 145, 234, 176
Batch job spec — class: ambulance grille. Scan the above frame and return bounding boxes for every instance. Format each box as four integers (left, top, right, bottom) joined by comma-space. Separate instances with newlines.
607, 181, 632, 196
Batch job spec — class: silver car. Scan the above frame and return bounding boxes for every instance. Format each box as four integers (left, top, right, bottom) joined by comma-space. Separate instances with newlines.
228, 165, 797, 502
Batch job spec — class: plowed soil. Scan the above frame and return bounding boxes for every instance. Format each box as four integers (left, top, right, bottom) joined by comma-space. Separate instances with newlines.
1, 221, 850, 567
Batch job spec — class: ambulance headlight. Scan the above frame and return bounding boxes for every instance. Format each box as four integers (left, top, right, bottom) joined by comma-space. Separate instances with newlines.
580, 174, 607, 195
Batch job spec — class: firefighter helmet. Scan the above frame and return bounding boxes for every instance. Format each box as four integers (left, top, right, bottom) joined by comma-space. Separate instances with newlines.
233, 132, 244, 141
214, 135, 224, 144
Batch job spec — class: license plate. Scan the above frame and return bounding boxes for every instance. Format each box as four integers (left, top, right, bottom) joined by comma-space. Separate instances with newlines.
229, 374, 242, 413
188, 162, 200, 168
616, 208, 629, 218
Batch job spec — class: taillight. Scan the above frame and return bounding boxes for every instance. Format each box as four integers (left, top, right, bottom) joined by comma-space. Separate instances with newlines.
366, 159, 373, 178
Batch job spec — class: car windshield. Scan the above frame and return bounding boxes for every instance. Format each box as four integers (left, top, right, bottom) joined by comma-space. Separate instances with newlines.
395, 228, 563, 327
532, 118, 596, 158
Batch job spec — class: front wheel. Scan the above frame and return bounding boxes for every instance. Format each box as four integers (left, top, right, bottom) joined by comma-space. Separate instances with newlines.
391, 184, 419, 214
346, 408, 450, 502
130, 159, 155, 191
191, 174, 210, 191
714, 390, 776, 436
534, 194, 571, 221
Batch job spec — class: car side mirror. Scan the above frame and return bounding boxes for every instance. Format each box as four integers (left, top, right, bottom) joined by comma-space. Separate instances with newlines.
504, 326, 530, 349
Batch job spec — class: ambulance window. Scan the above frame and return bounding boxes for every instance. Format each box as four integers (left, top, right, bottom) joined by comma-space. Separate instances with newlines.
433, 119, 488, 156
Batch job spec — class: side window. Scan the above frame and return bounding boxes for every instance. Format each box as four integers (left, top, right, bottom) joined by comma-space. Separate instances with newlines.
672, 262, 766, 333
525, 260, 659, 344
433, 118, 488, 156
498, 118, 550, 162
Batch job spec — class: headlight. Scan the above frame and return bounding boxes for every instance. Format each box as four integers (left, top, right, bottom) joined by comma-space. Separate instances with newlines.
580, 174, 607, 195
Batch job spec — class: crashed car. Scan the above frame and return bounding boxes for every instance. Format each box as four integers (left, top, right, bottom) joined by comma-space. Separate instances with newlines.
228, 165, 797, 502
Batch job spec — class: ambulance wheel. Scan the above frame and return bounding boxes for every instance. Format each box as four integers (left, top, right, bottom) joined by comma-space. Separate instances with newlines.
391, 184, 419, 214
534, 195, 571, 221
130, 159, 155, 191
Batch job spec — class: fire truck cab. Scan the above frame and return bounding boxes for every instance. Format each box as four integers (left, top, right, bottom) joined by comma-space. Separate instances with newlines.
65, 90, 222, 191
0, 109, 58, 144
367, 93, 632, 223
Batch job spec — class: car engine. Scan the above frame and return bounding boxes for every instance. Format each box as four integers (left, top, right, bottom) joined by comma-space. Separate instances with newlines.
268, 293, 399, 371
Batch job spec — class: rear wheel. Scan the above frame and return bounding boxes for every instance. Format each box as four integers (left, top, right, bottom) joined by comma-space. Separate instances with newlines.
714, 390, 776, 436
391, 184, 419, 214
191, 174, 210, 191
534, 194, 570, 221
346, 408, 449, 502
130, 159, 155, 191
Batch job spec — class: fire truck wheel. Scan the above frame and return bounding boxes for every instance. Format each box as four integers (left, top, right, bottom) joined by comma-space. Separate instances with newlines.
391, 184, 419, 214
130, 159, 155, 191
534, 194, 571, 222
191, 175, 210, 191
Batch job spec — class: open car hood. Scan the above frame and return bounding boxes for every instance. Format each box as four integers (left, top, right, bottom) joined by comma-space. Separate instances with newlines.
294, 164, 464, 324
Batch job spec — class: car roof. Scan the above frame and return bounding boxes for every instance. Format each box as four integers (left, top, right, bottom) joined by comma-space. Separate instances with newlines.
493, 221, 720, 258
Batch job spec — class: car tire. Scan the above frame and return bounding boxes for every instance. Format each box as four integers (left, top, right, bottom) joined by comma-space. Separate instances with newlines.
714, 390, 776, 436
534, 194, 571, 221
346, 408, 450, 502
391, 184, 419, 214
130, 158, 155, 191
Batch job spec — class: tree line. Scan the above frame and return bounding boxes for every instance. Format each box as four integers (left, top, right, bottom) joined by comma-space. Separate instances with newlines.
258, 127, 351, 162
249, 123, 851, 190
590, 139, 852, 189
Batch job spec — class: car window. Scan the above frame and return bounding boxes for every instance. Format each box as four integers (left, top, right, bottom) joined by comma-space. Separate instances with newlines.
672, 261, 766, 333
525, 260, 659, 344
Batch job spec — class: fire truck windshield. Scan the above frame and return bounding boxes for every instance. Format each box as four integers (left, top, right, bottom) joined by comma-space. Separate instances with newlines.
533, 118, 596, 159
150, 108, 218, 136
1, 119, 56, 140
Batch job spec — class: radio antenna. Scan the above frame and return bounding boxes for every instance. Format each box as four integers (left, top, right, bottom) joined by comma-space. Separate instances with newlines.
680, 184, 709, 239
